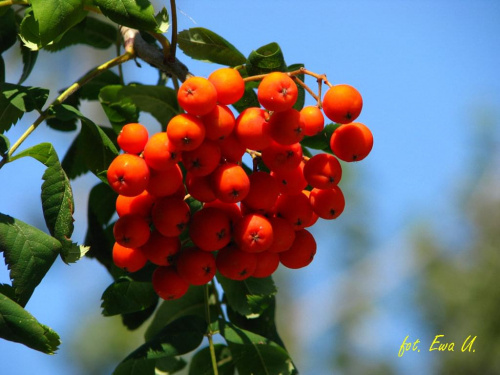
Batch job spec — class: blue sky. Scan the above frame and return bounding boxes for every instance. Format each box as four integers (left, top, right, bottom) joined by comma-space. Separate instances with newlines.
1, 1, 500, 374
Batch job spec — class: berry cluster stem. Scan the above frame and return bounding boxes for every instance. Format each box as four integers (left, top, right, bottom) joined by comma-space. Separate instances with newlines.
204, 283, 219, 375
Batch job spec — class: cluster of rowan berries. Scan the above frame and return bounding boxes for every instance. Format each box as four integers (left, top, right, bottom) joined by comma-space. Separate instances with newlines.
106, 67, 373, 300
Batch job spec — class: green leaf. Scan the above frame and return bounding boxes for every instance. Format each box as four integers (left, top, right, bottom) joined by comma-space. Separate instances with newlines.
178, 27, 246, 66
0, 83, 49, 133
114, 315, 207, 375
19, 44, 39, 85
220, 321, 297, 375
96, 0, 158, 32
99, 84, 179, 130
101, 277, 158, 316
300, 122, 341, 151
189, 344, 235, 375
145, 285, 215, 341
0, 134, 9, 155
216, 274, 277, 317
232, 86, 259, 113
30, 0, 87, 47
11, 143, 83, 264
0, 8, 17, 54
0, 56, 4, 84
44, 16, 117, 52
0, 213, 61, 306
288, 63, 305, 111
155, 7, 170, 33
46, 103, 82, 131
19, 9, 42, 51
246, 42, 287, 76
80, 70, 121, 101
0, 292, 60, 354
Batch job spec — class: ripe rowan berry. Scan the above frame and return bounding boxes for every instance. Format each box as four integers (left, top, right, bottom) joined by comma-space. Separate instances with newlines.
303, 153, 343, 189
261, 141, 303, 173
241, 171, 280, 213
275, 192, 314, 231
117, 123, 149, 154
211, 163, 250, 203
257, 72, 298, 112
267, 217, 296, 253
208, 68, 245, 105
177, 76, 218, 116
216, 245, 257, 281
143, 132, 180, 171
279, 229, 317, 269
166, 114, 206, 151
271, 162, 308, 195
176, 247, 216, 285
107, 153, 150, 197
329, 122, 373, 162
300, 106, 324, 136
189, 206, 232, 251
152, 266, 190, 300
116, 190, 156, 219
217, 132, 246, 163
322, 84, 363, 124
268, 108, 304, 145
233, 213, 274, 253
140, 230, 181, 266
309, 186, 345, 219
185, 172, 217, 203
201, 104, 236, 141
203, 199, 242, 225
146, 164, 184, 197
151, 196, 190, 237
234, 107, 272, 151
113, 214, 151, 248
252, 251, 280, 278
112, 242, 148, 272
182, 139, 221, 176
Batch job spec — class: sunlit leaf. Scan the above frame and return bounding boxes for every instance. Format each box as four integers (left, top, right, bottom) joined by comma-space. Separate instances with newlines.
96, 0, 158, 31
246, 42, 287, 76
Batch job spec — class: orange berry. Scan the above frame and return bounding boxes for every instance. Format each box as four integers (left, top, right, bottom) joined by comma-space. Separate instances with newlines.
151, 196, 190, 237
113, 214, 151, 248
140, 230, 180, 266
275, 192, 313, 231
112, 242, 148, 272
234, 107, 272, 150
322, 84, 363, 124
267, 217, 296, 253
217, 131, 246, 163
143, 132, 180, 171
208, 68, 245, 105
268, 108, 304, 145
117, 123, 149, 154
146, 164, 183, 197
329, 122, 373, 162
203, 200, 242, 226
257, 72, 298, 112
261, 141, 303, 173
152, 266, 189, 300
252, 251, 280, 278
176, 247, 216, 285
189, 206, 232, 251
185, 172, 217, 203
279, 229, 316, 269
211, 163, 250, 203
242, 171, 280, 213
182, 139, 221, 176
271, 162, 308, 195
300, 106, 324, 136
309, 186, 345, 219
303, 153, 342, 189
166, 114, 206, 151
201, 104, 236, 141
107, 153, 150, 197
177, 76, 218, 116
116, 190, 156, 219
233, 213, 274, 253
216, 244, 257, 281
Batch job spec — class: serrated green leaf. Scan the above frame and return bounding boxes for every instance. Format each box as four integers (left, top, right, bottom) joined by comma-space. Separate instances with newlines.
0, 83, 49, 133
300, 122, 340, 151
220, 321, 297, 375
46, 103, 82, 132
101, 277, 158, 316
0, 8, 17, 54
44, 16, 117, 53
114, 315, 207, 375
99, 85, 139, 129
18, 44, 38, 85
155, 6, 169, 33
0, 134, 9, 155
96, 0, 158, 31
216, 274, 277, 317
31, 0, 87, 47
10, 143, 84, 264
0, 292, 61, 354
79, 118, 119, 175
145, 285, 215, 341
189, 344, 235, 375
19, 9, 41, 51
178, 27, 246, 66
0, 213, 61, 306
231, 86, 259, 113
246, 42, 287, 76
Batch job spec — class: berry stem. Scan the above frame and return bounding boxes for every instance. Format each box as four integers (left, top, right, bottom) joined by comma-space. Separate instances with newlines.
204, 283, 219, 375
169, 0, 178, 59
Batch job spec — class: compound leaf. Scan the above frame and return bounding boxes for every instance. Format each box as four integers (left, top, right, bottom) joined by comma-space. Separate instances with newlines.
101, 277, 158, 317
